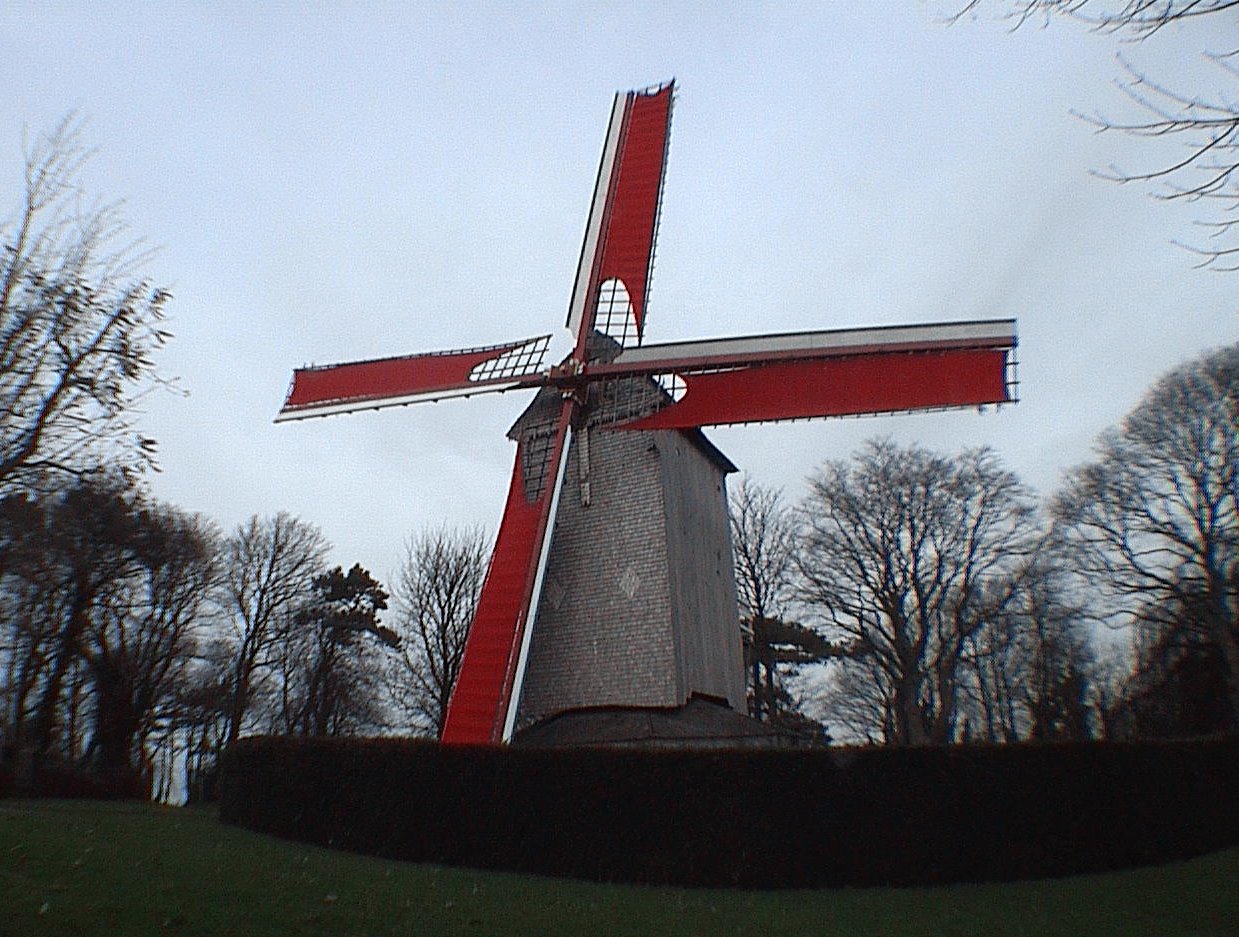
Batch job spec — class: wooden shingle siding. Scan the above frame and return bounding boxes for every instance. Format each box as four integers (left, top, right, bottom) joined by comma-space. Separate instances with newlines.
513, 424, 744, 729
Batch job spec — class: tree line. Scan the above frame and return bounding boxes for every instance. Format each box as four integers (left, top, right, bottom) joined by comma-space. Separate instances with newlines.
3, 339, 1230, 800
0, 482, 487, 798
733, 343, 1239, 745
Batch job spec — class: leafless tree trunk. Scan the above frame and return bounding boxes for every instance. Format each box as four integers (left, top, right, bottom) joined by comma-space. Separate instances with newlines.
0, 569, 67, 759
81, 505, 217, 777
219, 513, 327, 745
0, 478, 144, 762
388, 526, 486, 738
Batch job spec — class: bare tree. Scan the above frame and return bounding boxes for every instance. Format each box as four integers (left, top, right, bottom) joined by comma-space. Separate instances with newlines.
0, 478, 216, 790
729, 477, 806, 721
816, 654, 896, 745
0, 505, 67, 758
0, 115, 171, 492
963, 550, 1096, 742
0, 476, 143, 764
954, 1, 1239, 268
730, 477, 798, 623
387, 526, 486, 737
797, 439, 1039, 745
218, 513, 328, 745
1053, 343, 1239, 727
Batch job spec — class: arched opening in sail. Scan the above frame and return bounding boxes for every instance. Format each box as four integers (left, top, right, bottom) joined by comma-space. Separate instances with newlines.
654, 372, 687, 402
595, 278, 638, 347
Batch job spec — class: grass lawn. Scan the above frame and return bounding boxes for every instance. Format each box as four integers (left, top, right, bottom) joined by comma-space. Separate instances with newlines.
0, 799, 1235, 937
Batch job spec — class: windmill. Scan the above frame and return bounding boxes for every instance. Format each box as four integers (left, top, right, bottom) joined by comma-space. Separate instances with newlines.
276, 81, 1018, 746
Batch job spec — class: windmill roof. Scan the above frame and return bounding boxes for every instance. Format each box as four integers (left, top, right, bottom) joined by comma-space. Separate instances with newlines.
507, 331, 737, 475
507, 386, 736, 475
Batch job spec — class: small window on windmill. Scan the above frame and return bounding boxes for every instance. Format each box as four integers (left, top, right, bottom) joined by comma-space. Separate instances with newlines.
595, 278, 637, 346
521, 426, 556, 502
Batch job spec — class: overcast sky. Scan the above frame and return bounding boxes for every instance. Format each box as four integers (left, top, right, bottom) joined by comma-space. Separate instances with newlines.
2, 3, 1234, 586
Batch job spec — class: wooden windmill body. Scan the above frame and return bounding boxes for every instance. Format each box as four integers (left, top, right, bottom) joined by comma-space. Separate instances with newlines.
509, 390, 746, 736
277, 82, 1018, 745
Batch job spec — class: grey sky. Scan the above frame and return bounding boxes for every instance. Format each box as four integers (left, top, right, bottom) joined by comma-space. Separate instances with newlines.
2, 3, 1234, 586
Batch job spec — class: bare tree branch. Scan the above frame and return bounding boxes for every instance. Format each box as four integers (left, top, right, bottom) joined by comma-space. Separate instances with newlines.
951, 1, 1239, 267
0, 115, 173, 492
387, 526, 487, 738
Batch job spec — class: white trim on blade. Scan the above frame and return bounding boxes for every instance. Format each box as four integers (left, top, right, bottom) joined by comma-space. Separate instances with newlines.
273, 380, 522, 422
502, 425, 573, 743
613, 320, 1017, 366
566, 93, 627, 339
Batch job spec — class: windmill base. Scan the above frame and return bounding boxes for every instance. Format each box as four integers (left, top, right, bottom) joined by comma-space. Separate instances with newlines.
512, 696, 813, 749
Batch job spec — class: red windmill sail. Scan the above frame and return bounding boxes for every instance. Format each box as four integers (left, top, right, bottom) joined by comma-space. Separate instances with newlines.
275, 80, 1018, 745
449, 82, 676, 744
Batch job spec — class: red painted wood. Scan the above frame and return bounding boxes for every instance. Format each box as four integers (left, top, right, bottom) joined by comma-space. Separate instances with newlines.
589, 84, 672, 345
439, 447, 542, 744
281, 341, 532, 412
616, 348, 1012, 430
440, 411, 572, 745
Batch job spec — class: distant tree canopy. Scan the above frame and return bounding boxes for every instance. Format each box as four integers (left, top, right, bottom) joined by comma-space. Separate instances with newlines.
776, 344, 1236, 744
0, 476, 216, 786
795, 440, 1041, 745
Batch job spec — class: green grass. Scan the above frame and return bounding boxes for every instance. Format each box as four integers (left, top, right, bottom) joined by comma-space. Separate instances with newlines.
0, 800, 1235, 937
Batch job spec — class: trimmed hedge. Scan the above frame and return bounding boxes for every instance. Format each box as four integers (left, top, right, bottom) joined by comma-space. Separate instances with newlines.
1, 764, 151, 800
220, 735, 1239, 888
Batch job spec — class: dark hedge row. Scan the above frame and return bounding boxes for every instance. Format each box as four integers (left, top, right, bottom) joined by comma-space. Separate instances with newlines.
1, 764, 150, 800
219, 734, 1239, 888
